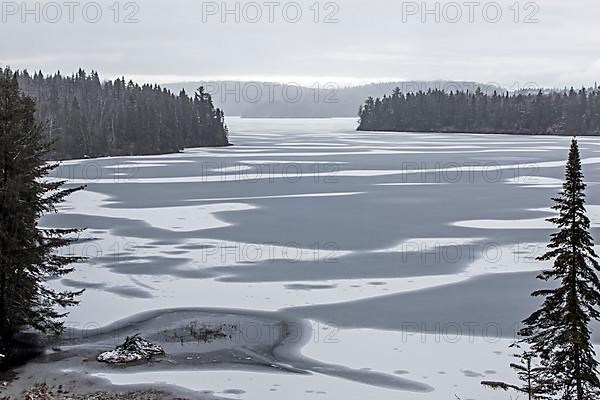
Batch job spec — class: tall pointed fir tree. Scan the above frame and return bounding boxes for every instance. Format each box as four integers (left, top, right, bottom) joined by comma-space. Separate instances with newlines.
0, 69, 84, 357
520, 138, 600, 399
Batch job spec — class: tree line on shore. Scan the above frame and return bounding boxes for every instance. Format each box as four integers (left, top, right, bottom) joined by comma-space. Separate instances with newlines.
358, 87, 600, 136
8, 68, 229, 160
0, 67, 599, 399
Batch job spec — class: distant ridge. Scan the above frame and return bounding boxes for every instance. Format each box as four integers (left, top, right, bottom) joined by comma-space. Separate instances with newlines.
165, 80, 505, 119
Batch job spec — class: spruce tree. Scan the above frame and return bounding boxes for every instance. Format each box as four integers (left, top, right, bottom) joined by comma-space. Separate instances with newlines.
482, 347, 553, 399
520, 138, 600, 399
0, 69, 84, 355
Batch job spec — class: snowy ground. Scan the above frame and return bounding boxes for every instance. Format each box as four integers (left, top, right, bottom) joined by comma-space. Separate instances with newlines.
39, 117, 600, 399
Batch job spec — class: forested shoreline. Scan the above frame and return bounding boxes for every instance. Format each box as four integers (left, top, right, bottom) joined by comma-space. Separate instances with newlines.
6, 68, 229, 160
358, 87, 600, 136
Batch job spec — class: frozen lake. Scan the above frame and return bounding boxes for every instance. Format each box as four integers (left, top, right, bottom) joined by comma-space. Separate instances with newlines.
45, 117, 600, 399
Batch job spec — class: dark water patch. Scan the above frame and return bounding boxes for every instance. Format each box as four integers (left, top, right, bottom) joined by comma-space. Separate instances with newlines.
284, 272, 573, 340
223, 389, 245, 395
62, 279, 106, 290
163, 250, 189, 255
92, 255, 210, 279
214, 251, 468, 283
177, 243, 216, 251
61, 279, 154, 299
462, 370, 484, 378
105, 286, 154, 299
285, 284, 337, 291
40, 214, 135, 230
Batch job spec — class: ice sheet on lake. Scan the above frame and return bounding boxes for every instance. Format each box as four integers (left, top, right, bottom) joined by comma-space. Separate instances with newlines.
45, 118, 600, 398
56, 190, 255, 232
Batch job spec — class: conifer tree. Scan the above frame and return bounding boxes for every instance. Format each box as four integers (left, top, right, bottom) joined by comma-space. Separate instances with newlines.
482, 346, 552, 399
0, 69, 84, 356
520, 139, 600, 399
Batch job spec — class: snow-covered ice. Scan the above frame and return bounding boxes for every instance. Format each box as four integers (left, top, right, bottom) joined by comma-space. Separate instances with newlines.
41, 117, 600, 399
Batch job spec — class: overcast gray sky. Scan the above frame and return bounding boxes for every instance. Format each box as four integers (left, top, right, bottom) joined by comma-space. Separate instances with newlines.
1, 0, 598, 88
